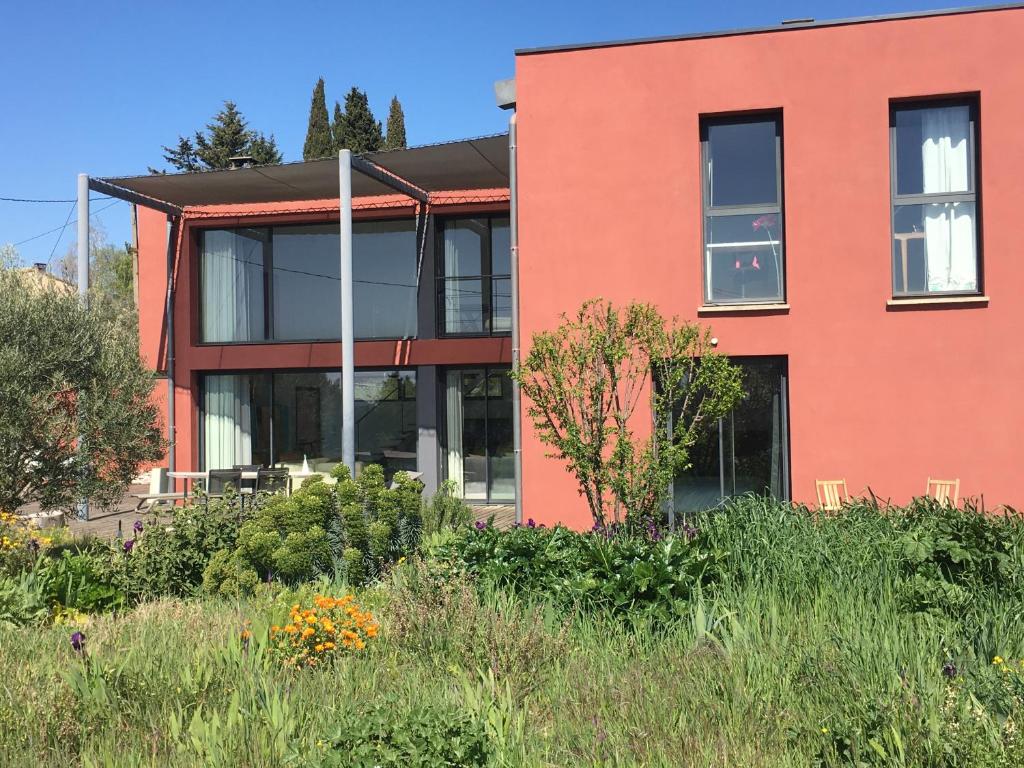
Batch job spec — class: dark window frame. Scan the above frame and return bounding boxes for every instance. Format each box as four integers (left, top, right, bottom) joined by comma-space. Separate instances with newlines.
197, 219, 418, 345
436, 216, 512, 337
699, 112, 786, 306
889, 96, 982, 298
441, 365, 514, 504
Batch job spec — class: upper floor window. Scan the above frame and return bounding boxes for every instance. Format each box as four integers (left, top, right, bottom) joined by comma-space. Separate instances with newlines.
439, 216, 511, 335
891, 99, 979, 296
701, 114, 785, 305
200, 220, 418, 343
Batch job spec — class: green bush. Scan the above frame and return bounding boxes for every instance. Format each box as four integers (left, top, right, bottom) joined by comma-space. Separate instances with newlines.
441, 523, 721, 622
315, 699, 490, 767
107, 496, 243, 602
422, 479, 472, 534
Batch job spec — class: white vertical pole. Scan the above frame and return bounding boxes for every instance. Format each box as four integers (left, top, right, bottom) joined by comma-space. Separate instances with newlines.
339, 150, 355, 474
76, 174, 90, 519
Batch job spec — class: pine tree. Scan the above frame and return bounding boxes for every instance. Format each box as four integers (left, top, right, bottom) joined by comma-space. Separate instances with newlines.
384, 96, 407, 150
158, 100, 282, 172
194, 101, 251, 169
337, 87, 383, 154
303, 77, 333, 160
331, 101, 346, 154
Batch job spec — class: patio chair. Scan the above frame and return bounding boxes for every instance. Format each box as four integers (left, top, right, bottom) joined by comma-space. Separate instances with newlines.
815, 479, 849, 513
131, 467, 185, 511
206, 470, 243, 499
232, 464, 260, 495
256, 468, 290, 495
926, 478, 959, 506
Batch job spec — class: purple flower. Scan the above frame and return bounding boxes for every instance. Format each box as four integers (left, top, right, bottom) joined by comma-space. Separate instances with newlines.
681, 524, 700, 541
527, 518, 536, 528
28, 539, 40, 553
475, 521, 486, 530
70, 631, 85, 653
123, 539, 135, 554
133, 520, 144, 534
942, 662, 958, 679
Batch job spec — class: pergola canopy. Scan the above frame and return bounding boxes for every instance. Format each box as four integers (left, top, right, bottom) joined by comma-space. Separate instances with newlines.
95, 133, 509, 212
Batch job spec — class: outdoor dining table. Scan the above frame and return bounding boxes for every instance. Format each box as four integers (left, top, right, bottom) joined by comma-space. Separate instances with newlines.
167, 470, 318, 497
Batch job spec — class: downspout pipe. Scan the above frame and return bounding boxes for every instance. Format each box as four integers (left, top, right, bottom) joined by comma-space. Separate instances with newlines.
509, 114, 524, 525
339, 150, 356, 474
76, 174, 90, 519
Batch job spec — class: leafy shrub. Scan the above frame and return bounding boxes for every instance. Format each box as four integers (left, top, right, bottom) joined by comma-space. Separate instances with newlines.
315, 698, 490, 767
269, 594, 378, 668
422, 479, 472, 534
440, 524, 721, 622
107, 497, 243, 601
0, 511, 60, 576
37, 548, 124, 615
0, 567, 49, 626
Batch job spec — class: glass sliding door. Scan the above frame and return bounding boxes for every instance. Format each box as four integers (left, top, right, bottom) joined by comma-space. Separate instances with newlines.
445, 367, 514, 503
672, 357, 789, 514
200, 369, 416, 478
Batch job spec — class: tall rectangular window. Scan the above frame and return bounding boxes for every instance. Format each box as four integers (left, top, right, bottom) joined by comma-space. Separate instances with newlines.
199, 220, 418, 343
701, 115, 785, 305
891, 100, 979, 296
439, 217, 511, 335
445, 367, 514, 502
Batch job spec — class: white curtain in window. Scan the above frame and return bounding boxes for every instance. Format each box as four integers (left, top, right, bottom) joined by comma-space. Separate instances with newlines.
202, 231, 262, 341
444, 230, 463, 332
921, 108, 976, 292
204, 375, 252, 470
445, 371, 464, 495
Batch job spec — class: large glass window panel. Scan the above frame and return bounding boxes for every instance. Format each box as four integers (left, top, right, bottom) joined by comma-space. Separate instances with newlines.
353, 370, 417, 479
272, 225, 340, 341
894, 105, 972, 196
200, 229, 266, 342
444, 367, 513, 502
705, 119, 779, 207
892, 203, 977, 294
445, 279, 485, 334
891, 101, 979, 297
354, 220, 418, 339
491, 219, 511, 274
272, 372, 344, 468
441, 217, 512, 336
202, 374, 271, 469
704, 213, 784, 303
672, 358, 788, 515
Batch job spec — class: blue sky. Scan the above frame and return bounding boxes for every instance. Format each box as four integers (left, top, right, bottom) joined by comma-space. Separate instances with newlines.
0, 0, 982, 267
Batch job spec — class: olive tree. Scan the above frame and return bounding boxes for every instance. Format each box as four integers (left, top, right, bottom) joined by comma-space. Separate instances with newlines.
513, 299, 743, 527
0, 268, 163, 513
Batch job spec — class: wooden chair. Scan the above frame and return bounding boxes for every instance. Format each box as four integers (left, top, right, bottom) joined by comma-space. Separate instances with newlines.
926, 478, 959, 506
815, 479, 849, 512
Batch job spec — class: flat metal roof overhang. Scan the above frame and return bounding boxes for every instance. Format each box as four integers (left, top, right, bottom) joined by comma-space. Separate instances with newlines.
91, 133, 509, 214
515, 2, 1024, 55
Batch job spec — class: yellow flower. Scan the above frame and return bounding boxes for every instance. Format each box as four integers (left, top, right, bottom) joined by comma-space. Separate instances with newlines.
314, 644, 324, 653
821, 727, 830, 735
323, 642, 335, 651
301, 627, 315, 639
284, 624, 298, 634
993, 656, 1005, 665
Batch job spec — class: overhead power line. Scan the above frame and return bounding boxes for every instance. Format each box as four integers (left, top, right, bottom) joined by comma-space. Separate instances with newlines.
0, 195, 112, 203
11, 199, 124, 247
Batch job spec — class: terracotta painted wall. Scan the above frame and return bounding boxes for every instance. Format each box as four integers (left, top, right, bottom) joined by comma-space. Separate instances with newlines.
515, 8, 1024, 528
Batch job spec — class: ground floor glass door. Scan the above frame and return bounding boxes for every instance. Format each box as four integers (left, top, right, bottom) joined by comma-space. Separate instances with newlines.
672, 357, 789, 514
445, 368, 514, 502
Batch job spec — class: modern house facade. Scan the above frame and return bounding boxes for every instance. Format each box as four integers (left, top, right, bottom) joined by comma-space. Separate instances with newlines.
100, 3, 1024, 527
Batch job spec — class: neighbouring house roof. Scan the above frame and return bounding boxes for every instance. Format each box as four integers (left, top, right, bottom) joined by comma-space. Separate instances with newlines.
97, 133, 509, 211
515, 1, 1024, 55
14, 267, 74, 296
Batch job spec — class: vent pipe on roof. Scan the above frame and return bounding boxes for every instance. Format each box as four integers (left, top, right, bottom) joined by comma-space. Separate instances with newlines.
227, 155, 255, 169
781, 17, 814, 25
33, 262, 46, 274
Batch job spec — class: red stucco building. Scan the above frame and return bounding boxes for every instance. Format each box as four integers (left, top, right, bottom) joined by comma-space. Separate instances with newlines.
101, 4, 1024, 528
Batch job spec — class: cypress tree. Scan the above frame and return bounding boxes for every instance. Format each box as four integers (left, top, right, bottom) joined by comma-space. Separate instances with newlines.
303, 77, 333, 160
384, 96, 407, 150
331, 101, 346, 154
337, 87, 383, 154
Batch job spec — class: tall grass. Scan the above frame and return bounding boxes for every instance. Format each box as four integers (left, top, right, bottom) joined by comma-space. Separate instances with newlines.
1, 497, 1022, 766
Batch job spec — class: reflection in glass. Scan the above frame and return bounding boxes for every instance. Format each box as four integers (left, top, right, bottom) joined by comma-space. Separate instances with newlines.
273, 225, 340, 341
201, 229, 266, 342
445, 367, 514, 502
672, 358, 788, 514
706, 119, 778, 207
354, 220, 418, 338
892, 203, 976, 294
705, 213, 784, 303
